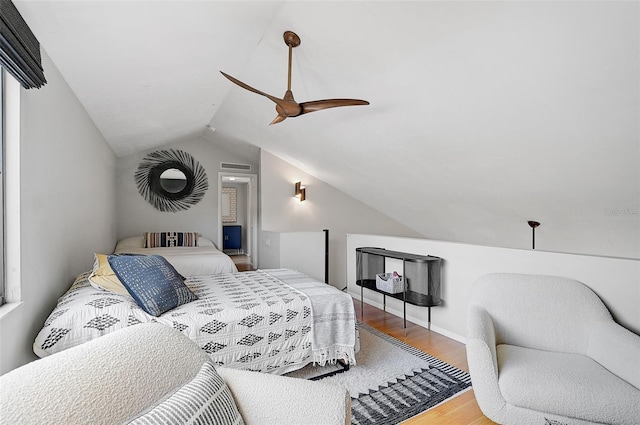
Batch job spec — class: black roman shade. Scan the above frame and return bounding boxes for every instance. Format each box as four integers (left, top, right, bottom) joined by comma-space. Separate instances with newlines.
0, 0, 46, 89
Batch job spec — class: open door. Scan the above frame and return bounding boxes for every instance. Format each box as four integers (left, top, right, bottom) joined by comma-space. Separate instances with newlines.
218, 172, 258, 269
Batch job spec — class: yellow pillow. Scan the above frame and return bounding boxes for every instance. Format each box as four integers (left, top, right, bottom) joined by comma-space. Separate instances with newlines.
88, 254, 129, 295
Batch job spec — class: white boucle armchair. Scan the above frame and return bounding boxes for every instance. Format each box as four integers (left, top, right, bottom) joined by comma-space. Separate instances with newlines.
0, 323, 350, 425
466, 273, 640, 425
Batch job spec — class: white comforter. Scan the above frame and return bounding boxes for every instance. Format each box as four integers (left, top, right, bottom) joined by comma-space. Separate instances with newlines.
33, 269, 357, 375
114, 245, 238, 276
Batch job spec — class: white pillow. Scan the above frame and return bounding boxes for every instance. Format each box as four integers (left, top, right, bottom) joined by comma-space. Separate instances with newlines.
88, 253, 129, 295
116, 235, 215, 248
197, 236, 215, 247
115, 236, 145, 250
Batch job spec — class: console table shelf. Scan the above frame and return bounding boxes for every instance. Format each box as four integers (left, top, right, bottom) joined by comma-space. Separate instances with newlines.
355, 279, 441, 306
356, 247, 442, 331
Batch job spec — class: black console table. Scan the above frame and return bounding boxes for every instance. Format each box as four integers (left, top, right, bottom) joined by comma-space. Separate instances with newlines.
356, 247, 442, 331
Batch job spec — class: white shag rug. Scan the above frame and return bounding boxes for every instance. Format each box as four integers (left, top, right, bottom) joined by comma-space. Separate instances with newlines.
287, 323, 472, 425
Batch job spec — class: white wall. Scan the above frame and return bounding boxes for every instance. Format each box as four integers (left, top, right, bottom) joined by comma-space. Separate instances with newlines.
259, 150, 420, 288
258, 230, 281, 269
116, 137, 258, 248
346, 234, 640, 343
0, 51, 117, 374
280, 231, 327, 283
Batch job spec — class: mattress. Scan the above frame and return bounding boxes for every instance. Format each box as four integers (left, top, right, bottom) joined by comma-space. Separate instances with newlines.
114, 237, 238, 276
33, 269, 358, 375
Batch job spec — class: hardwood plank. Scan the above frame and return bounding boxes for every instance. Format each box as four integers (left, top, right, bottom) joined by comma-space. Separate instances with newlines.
355, 301, 497, 424
230, 255, 254, 271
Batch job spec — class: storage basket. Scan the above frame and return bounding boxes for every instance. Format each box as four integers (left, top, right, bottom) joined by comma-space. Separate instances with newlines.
375, 273, 404, 294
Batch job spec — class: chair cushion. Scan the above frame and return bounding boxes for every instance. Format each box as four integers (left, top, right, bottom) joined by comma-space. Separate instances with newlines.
497, 344, 640, 425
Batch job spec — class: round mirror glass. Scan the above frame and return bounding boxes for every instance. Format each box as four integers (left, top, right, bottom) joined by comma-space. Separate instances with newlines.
159, 168, 188, 193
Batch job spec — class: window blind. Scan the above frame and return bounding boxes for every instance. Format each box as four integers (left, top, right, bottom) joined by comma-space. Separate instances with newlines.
0, 0, 45, 89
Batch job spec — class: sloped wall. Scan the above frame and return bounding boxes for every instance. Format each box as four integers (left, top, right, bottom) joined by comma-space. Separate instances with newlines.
259, 150, 420, 288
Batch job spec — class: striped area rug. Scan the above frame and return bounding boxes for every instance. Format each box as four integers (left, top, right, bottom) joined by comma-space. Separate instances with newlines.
287, 322, 472, 425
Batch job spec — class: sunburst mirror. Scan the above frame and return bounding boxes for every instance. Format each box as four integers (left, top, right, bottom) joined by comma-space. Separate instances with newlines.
135, 149, 208, 212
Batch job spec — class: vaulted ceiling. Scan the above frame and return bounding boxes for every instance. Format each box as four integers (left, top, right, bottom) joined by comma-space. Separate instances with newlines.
16, 1, 639, 259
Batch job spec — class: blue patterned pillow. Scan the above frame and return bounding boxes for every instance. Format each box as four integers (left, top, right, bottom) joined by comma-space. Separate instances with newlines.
107, 255, 197, 317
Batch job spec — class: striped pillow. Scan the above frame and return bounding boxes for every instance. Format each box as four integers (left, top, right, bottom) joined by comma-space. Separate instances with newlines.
127, 361, 244, 425
144, 232, 198, 248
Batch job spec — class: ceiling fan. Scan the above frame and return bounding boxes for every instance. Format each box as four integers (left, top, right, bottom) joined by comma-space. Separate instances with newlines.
221, 31, 369, 125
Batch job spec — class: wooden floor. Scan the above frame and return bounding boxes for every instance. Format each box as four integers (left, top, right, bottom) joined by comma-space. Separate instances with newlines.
230, 254, 254, 272
355, 301, 496, 425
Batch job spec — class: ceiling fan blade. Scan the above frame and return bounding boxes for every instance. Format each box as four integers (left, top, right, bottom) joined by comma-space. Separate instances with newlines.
300, 99, 370, 115
270, 114, 287, 125
220, 71, 287, 108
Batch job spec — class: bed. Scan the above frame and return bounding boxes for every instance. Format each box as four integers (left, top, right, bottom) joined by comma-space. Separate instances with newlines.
114, 234, 238, 276
33, 268, 358, 375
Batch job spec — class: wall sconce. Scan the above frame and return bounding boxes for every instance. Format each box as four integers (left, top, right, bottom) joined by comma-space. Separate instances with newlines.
294, 181, 306, 202
528, 220, 540, 249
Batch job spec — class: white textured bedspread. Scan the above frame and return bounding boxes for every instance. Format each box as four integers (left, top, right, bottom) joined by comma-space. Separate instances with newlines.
33, 269, 357, 375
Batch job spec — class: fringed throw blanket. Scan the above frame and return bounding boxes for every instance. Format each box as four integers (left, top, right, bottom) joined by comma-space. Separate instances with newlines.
266, 269, 358, 366
34, 270, 357, 375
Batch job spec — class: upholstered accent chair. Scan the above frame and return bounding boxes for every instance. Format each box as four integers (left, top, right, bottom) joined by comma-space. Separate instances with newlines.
467, 273, 640, 425
1, 323, 350, 425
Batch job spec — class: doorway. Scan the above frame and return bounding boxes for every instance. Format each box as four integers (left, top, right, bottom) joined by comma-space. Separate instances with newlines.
218, 172, 258, 270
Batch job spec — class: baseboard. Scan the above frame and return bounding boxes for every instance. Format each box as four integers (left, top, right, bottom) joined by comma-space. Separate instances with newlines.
349, 290, 467, 344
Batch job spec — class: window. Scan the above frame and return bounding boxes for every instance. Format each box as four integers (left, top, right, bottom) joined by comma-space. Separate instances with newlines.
0, 1, 47, 89
0, 0, 45, 307
0, 67, 3, 306
1, 67, 21, 307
